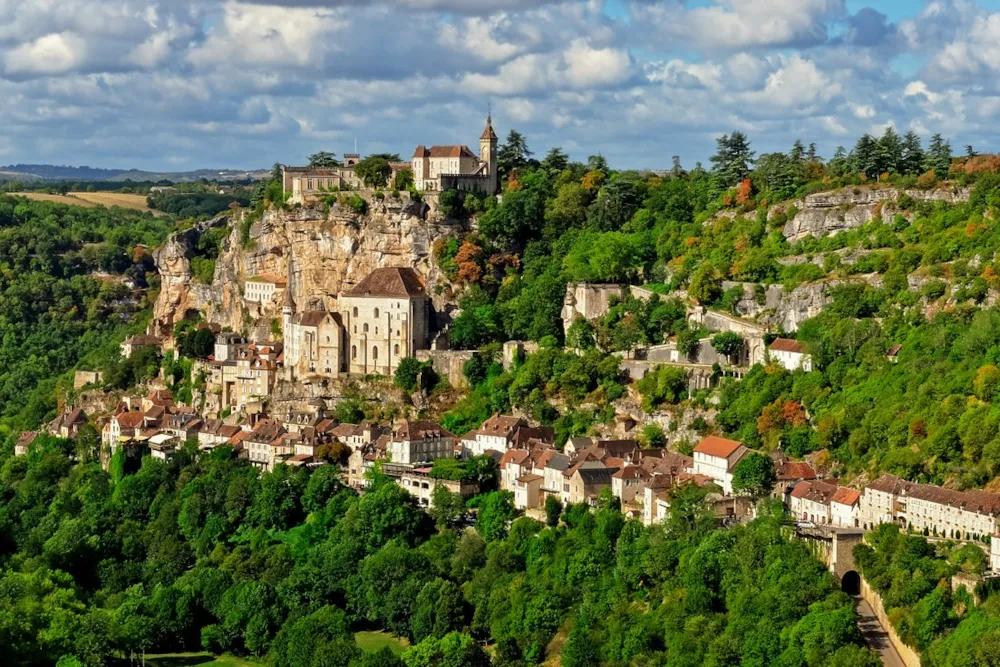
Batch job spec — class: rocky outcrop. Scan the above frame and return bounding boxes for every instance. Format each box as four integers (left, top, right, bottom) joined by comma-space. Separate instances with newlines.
152, 195, 470, 340
153, 216, 227, 327
777, 186, 970, 242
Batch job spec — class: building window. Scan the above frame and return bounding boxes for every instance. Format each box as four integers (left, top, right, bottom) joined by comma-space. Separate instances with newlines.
352, 345, 357, 360
374, 308, 380, 318
364, 323, 369, 333
394, 344, 400, 355
373, 346, 379, 361
353, 307, 358, 317
375, 327, 378, 334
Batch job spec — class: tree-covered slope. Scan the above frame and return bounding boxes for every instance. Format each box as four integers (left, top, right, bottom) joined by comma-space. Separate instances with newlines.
0, 195, 176, 435
0, 438, 876, 666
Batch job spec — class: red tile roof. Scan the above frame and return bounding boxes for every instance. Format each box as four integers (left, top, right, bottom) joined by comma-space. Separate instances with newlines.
831, 487, 861, 506
694, 435, 743, 459
769, 338, 805, 354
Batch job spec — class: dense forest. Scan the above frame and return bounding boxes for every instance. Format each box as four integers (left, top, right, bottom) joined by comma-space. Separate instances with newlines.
421, 129, 1000, 486
0, 195, 176, 436
0, 436, 879, 666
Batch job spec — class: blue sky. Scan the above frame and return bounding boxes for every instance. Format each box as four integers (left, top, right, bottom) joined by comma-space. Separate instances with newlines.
0, 0, 998, 171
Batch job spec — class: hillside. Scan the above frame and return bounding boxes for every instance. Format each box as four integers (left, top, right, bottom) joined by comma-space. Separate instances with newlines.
0, 163, 270, 183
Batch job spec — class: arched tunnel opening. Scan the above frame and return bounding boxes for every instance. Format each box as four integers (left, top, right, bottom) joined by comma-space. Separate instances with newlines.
841, 570, 861, 596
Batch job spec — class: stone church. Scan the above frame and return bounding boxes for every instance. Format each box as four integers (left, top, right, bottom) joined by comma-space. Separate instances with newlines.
283, 266, 430, 380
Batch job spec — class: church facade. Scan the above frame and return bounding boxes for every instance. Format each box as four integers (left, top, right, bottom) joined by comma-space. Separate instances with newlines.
283, 266, 430, 380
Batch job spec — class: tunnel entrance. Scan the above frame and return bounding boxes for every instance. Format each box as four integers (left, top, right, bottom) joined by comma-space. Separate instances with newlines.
841, 570, 861, 596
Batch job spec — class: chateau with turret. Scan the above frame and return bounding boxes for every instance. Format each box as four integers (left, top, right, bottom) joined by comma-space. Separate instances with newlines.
282, 115, 500, 203
411, 114, 499, 195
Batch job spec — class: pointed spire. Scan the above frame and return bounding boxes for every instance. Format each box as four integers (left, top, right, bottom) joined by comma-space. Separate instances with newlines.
480, 108, 498, 142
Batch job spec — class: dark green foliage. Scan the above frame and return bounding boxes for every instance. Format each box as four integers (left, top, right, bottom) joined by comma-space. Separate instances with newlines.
0, 195, 175, 435
0, 435, 874, 666
731, 452, 777, 498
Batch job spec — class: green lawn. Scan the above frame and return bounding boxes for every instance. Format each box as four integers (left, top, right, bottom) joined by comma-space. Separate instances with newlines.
355, 630, 410, 656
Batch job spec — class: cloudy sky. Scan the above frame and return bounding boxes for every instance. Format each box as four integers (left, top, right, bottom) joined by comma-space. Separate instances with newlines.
1, 0, 998, 171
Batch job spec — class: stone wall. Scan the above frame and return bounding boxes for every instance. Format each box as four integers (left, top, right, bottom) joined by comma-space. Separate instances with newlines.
74, 371, 103, 390
860, 577, 923, 667
416, 349, 478, 389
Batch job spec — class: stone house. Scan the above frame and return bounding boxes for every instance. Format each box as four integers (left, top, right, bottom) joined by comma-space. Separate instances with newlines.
830, 486, 861, 528
860, 474, 1000, 540
789, 480, 839, 524
243, 419, 289, 471
14, 431, 42, 457
461, 415, 554, 457
120, 334, 162, 359
49, 408, 87, 439
514, 473, 544, 510
566, 466, 619, 506
612, 465, 650, 506
388, 420, 455, 465
396, 467, 480, 508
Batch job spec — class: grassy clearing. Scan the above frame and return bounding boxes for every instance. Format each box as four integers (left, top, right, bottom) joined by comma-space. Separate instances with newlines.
354, 630, 410, 656
11, 191, 167, 215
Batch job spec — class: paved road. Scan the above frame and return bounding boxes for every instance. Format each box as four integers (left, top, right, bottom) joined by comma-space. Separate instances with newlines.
855, 598, 906, 667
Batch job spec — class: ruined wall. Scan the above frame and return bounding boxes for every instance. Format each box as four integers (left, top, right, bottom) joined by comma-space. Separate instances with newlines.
416, 349, 478, 389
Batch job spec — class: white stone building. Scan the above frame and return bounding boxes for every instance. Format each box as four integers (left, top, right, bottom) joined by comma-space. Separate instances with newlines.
768, 338, 813, 372
860, 475, 1000, 541
691, 436, 748, 495
244, 274, 286, 304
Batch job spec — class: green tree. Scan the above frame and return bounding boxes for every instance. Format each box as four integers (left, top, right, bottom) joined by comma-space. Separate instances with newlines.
688, 264, 722, 304
732, 452, 777, 499
308, 151, 341, 168
497, 130, 533, 181
544, 495, 563, 527
710, 131, 755, 193
711, 332, 744, 360
355, 157, 392, 189
475, 491, 516, 542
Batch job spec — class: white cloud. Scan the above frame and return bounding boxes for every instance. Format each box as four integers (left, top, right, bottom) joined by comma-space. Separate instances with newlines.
4, 32, 88, 76
630, 0, 846, 51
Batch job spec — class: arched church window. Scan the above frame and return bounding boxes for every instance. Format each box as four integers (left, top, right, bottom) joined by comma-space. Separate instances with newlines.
364, 323, 369, 333
372, 346, 379, 361
353, 307, 358, 317
374, 308, 380, 318
351, 345, 357, 360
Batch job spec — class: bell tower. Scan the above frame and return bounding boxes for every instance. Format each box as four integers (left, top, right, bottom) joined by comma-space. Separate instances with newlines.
479, 112, 499, 195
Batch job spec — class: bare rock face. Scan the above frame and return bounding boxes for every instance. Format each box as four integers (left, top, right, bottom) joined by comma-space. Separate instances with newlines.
779, 186, 970, 243
153, 216, 226, 325
153, 197, 469, 340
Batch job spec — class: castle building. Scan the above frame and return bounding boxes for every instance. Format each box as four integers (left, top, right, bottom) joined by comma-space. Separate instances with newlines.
282, 266, 430, 380
412, 115, 498, 195
283, 154, 410, 204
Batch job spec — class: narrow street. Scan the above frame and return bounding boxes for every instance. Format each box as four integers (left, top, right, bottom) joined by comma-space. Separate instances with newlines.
855, 598, 906, 667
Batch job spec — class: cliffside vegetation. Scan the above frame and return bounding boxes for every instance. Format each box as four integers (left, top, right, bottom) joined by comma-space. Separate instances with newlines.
0, 437, 877, 666
0, 195, 175, 437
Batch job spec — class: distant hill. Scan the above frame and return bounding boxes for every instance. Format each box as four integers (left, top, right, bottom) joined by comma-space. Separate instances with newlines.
0, 163, 271, 183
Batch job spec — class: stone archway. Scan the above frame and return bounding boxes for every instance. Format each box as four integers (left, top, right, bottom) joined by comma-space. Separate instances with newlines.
841, 570, 861, 596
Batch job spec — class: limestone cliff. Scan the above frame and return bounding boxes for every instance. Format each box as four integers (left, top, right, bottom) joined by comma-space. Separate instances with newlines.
153, 195, 469, 340
777, 186, 970, 242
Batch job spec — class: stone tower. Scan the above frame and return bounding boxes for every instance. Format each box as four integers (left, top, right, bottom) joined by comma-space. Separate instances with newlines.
480, 113, 499, 195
